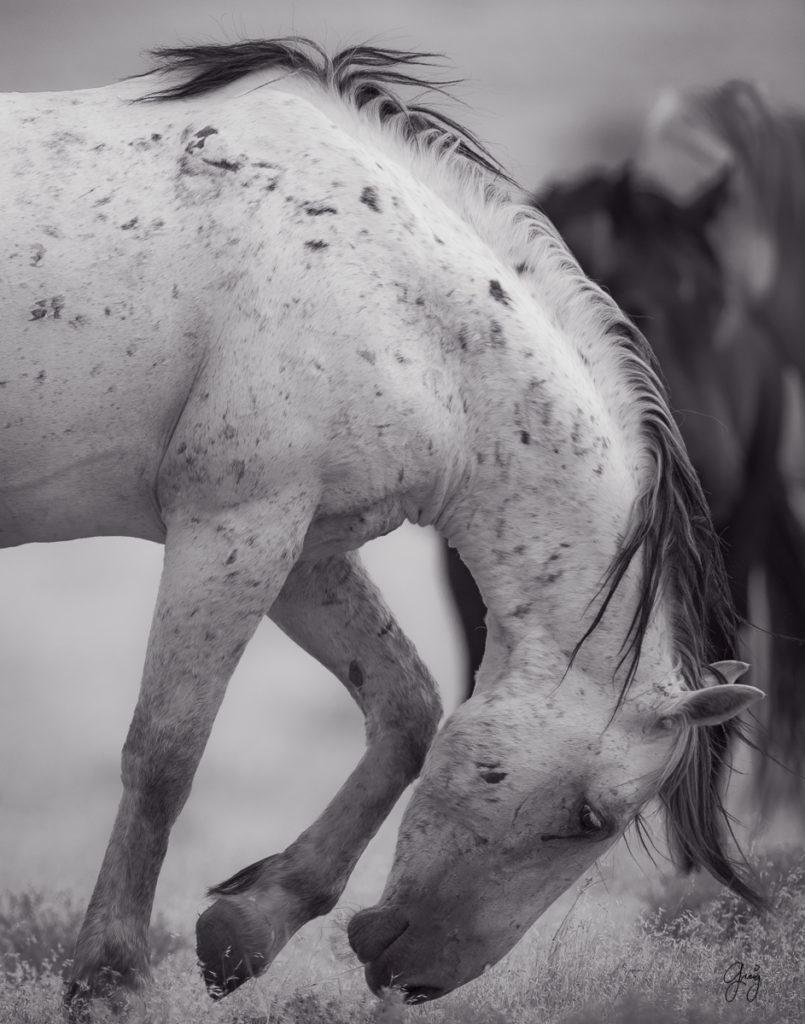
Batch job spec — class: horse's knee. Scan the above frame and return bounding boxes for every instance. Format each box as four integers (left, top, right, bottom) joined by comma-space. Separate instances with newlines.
384, 684, 442, 779
413, 688, 442, 765
120, 722, 196, 829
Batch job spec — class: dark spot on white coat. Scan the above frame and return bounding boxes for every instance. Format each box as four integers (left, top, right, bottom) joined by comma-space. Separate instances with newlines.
202, 157, 242, 172
305, 203, 338, 216
185, 126, 219, 153
489, 279, 511, 305
360, 185, 380, 212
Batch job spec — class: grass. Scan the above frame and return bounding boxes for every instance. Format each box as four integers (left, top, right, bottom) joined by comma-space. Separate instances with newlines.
1, 847, 803, 1024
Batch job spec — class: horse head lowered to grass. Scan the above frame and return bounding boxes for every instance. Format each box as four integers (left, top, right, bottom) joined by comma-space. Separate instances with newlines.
0, 39, 763, 1011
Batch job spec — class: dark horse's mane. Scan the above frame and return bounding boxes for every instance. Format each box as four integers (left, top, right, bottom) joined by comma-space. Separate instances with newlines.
537, 170, 767, 907
537, 171, 762, 907
138, 39, 761, 908
137, 37, 513, 184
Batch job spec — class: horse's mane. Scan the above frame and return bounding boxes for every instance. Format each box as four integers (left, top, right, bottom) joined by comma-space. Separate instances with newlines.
681, 80, 805, 253
139, 39, 760, 907
137, 38, 513, 184
535, 170, 760, 908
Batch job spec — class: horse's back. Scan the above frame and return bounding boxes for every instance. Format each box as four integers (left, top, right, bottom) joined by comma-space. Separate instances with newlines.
0, 78, 479, 550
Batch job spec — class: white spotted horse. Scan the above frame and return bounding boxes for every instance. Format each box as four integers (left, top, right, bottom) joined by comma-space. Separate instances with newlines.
0, 39, 763, 1013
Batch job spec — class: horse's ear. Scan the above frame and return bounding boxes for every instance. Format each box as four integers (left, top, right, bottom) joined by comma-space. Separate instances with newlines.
664, 662, 763, 727
704, 659, 750, 685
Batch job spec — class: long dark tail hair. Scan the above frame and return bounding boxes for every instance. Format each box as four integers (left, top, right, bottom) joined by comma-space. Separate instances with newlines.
754, 482, 805, 809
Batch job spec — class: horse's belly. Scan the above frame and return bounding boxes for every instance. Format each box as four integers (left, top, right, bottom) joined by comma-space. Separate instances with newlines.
0, 355, 173, 546
0, 93, 208, 545
0, 274, 206, 546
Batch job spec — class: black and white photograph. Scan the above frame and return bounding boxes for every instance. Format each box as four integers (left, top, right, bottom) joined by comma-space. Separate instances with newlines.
1, 1, 804, 1021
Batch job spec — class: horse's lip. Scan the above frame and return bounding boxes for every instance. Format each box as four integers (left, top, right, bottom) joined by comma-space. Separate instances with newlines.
348, 904, 409, 965
363, 959, 446, 1001
402, 984, 444, 1003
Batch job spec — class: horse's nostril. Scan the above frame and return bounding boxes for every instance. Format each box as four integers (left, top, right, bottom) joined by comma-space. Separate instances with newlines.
348, 905, 409, 963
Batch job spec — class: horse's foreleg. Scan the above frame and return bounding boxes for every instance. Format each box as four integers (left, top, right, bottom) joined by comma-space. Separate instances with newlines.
196, 551, 442, 998
65, 499, 311, 1012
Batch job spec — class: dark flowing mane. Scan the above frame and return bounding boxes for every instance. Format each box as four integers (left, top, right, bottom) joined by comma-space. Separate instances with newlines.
137, 38, 514, 184
610, 380, 758, 905
533, 179, 761, 908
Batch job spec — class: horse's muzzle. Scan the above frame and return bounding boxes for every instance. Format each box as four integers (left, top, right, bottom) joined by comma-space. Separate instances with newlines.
347, 904, 409, 965
348, 905, 445, 1000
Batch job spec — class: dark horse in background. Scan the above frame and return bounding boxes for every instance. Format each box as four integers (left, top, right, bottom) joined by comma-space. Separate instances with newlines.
630, 82, 805, 813
446, 150, 805, 817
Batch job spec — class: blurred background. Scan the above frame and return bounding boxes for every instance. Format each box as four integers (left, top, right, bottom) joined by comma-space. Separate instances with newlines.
1, 0, 804, 928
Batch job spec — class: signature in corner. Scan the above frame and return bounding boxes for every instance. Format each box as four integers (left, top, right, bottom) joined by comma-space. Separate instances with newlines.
723, 960, 761, 1003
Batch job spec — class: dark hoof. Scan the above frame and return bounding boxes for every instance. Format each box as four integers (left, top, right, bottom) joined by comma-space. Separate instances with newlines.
63, 982, 92, 1024
63, 961, 146, 1021
63, 977, 142, 1022
196, 897, 274, 999
402, 985, 444, 1003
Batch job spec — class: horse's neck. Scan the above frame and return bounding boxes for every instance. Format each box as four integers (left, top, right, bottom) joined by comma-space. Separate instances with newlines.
441, 309, 656, 682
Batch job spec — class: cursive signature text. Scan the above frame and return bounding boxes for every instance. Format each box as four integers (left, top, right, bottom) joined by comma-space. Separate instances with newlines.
723, 960, 761, 1002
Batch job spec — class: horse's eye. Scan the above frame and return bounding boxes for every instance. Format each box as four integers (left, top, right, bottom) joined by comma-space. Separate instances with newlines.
579, 802, 606, 834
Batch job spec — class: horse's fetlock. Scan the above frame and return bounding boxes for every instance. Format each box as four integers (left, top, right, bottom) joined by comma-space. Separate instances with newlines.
299, 880, 341, 917
268, 856, 343, 918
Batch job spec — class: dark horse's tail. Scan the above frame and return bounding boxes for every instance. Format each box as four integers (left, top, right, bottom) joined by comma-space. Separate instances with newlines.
754, 481, 805, 810
715, 357, 805, 815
